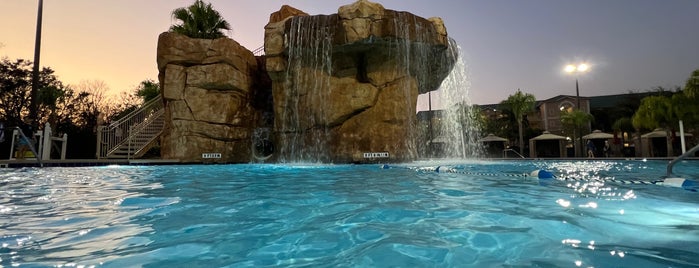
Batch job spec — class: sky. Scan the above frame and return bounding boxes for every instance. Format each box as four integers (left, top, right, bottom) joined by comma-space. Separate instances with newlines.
2, 0, 698, 109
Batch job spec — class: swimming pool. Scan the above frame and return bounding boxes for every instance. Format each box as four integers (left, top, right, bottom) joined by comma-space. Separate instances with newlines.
1, 160, 697, 267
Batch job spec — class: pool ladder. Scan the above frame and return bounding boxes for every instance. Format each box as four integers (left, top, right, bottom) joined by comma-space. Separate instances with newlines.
667, 144, 699, 177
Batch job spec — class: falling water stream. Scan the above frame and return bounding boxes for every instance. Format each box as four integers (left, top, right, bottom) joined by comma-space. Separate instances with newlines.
278, 15, 336, 162
429, 40, 483, 158
276, 12, 481, 162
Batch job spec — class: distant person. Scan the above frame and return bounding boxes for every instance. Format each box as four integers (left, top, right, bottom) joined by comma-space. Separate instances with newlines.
603, 140, 610, 157
587, 140, 596, 158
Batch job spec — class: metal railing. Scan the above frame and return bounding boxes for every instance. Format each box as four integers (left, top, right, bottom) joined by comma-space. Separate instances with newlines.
252, 45, 265, 56
13, 127, 43, 167
503, 148, 525, 159
667, 144, 699, 177
96, 95, 164, 159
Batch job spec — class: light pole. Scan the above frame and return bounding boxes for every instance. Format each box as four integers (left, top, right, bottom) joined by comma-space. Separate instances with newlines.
31, 0, 44, 129
564, 63, 589, 110
564, 63, 590, 157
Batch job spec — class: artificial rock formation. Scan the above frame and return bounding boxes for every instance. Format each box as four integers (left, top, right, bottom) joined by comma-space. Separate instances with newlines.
264, 0, 456, 162
156, 0, 455, 163
157, 32, 259, 163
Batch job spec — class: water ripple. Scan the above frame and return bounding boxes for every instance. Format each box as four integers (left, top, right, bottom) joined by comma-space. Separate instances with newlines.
1, 161, 697, 267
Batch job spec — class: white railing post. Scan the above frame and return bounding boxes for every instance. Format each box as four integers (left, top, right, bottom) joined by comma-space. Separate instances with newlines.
95, 126, 102, 158
9, 129, 17, 160
60, 133, 67, 160
41, 122, 51, 160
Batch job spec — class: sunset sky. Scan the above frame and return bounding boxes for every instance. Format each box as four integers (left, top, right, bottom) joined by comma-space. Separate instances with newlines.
2, 0, 698, 109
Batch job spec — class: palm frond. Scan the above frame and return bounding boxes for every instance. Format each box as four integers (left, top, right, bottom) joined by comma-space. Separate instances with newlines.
168, 0, 230, 39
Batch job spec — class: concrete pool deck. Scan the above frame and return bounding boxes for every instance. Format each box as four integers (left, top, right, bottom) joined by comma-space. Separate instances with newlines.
0, 157, 696, 168
0, 159, 182, 168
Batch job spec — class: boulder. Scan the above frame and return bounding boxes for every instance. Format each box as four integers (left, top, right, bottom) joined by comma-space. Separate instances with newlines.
269, 5, 308, 24
157, 32, 260, 163
264, 0, 456, 162
155, 0, 455, 163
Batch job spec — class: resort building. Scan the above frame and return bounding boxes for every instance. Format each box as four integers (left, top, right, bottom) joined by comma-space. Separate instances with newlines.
418, 91, 695, 158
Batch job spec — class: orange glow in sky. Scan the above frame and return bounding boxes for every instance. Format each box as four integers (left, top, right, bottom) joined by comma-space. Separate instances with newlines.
2, 0, 698, 107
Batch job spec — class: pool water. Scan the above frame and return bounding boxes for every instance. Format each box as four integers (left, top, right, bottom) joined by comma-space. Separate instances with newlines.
1, 160, 698, 267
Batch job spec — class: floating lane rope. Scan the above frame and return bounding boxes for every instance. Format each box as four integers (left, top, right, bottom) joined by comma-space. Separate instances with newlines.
380, 165, 698, 191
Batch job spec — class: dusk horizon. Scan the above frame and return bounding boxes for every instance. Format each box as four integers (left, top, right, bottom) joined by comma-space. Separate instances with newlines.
2, 0, 698, 108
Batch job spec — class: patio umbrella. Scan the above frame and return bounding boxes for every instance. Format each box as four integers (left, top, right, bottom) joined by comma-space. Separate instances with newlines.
529, 131, 567, 158
641, 128, 694, 138
479, 133, 508, 142
583, 130, 614, 140
530, 131, 567, 141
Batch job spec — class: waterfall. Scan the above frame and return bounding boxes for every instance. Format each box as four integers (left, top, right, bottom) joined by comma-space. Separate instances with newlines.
273, 8, 467, 163
278, 15, 336, 162
388, 12, 451, 161
425, 40, 484, 159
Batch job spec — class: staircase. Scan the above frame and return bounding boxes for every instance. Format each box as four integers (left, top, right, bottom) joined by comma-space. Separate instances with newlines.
96, 96, 165, 159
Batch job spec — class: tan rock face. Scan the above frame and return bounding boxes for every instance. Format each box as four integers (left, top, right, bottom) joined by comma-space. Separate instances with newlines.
157, 32, 259, 163
264, 0, 455, 162
156, 0, 455, 163
269, 5, 308, 24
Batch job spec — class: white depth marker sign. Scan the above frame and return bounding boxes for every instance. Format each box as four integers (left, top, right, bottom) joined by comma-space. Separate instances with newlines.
363, 152, 389, 158
202, 153, 222, 159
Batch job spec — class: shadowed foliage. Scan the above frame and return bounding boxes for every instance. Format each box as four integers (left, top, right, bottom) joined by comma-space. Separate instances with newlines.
632, 95, 675, 156
561, 109, 594, 156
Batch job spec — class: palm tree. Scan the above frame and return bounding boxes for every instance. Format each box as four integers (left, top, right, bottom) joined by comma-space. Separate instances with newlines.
561, 109, 594, 157
684, 69, 699, 99
136, 79, 160, 103
170, 0, 231, 39
632, 95, 675, 156
500, 89, 536, 155
681, 69, 699, 132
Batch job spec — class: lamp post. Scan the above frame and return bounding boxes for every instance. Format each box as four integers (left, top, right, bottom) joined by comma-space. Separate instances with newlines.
30, 0, 44, 129
564, 63, 590, 157
564, 63, 589, 110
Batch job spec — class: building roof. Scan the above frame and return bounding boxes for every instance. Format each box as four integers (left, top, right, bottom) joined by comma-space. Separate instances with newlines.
588, 91, 673, 109
422, 92, 675, 115
530, 131, 567, 141
582, 130, 614, 140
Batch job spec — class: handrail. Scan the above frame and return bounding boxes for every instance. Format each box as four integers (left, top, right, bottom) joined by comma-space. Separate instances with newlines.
112, 95, 163, 127
14, 127, 42, 167
96, 95, 164, 158
252, 46, 265, 56
667, 144, 699, 177
124, 108, 165, 158
503, 148, 525, 159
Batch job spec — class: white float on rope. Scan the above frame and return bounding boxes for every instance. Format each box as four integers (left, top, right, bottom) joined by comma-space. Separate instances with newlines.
661, 177, 697, 188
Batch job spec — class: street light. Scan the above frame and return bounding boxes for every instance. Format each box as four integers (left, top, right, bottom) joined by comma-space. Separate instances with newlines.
564, 63, 590, 109
30, 0, 44, 129
564, 63, 591, 157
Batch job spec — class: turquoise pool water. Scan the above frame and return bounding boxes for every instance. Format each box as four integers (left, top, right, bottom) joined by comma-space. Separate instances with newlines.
1, 160, 698, 267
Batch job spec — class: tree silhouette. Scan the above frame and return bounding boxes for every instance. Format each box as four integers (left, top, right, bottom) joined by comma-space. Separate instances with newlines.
632, 95, 675, 156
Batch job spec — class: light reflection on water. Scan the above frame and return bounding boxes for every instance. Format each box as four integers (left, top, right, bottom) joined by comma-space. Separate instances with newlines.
0, 160, 697, 267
